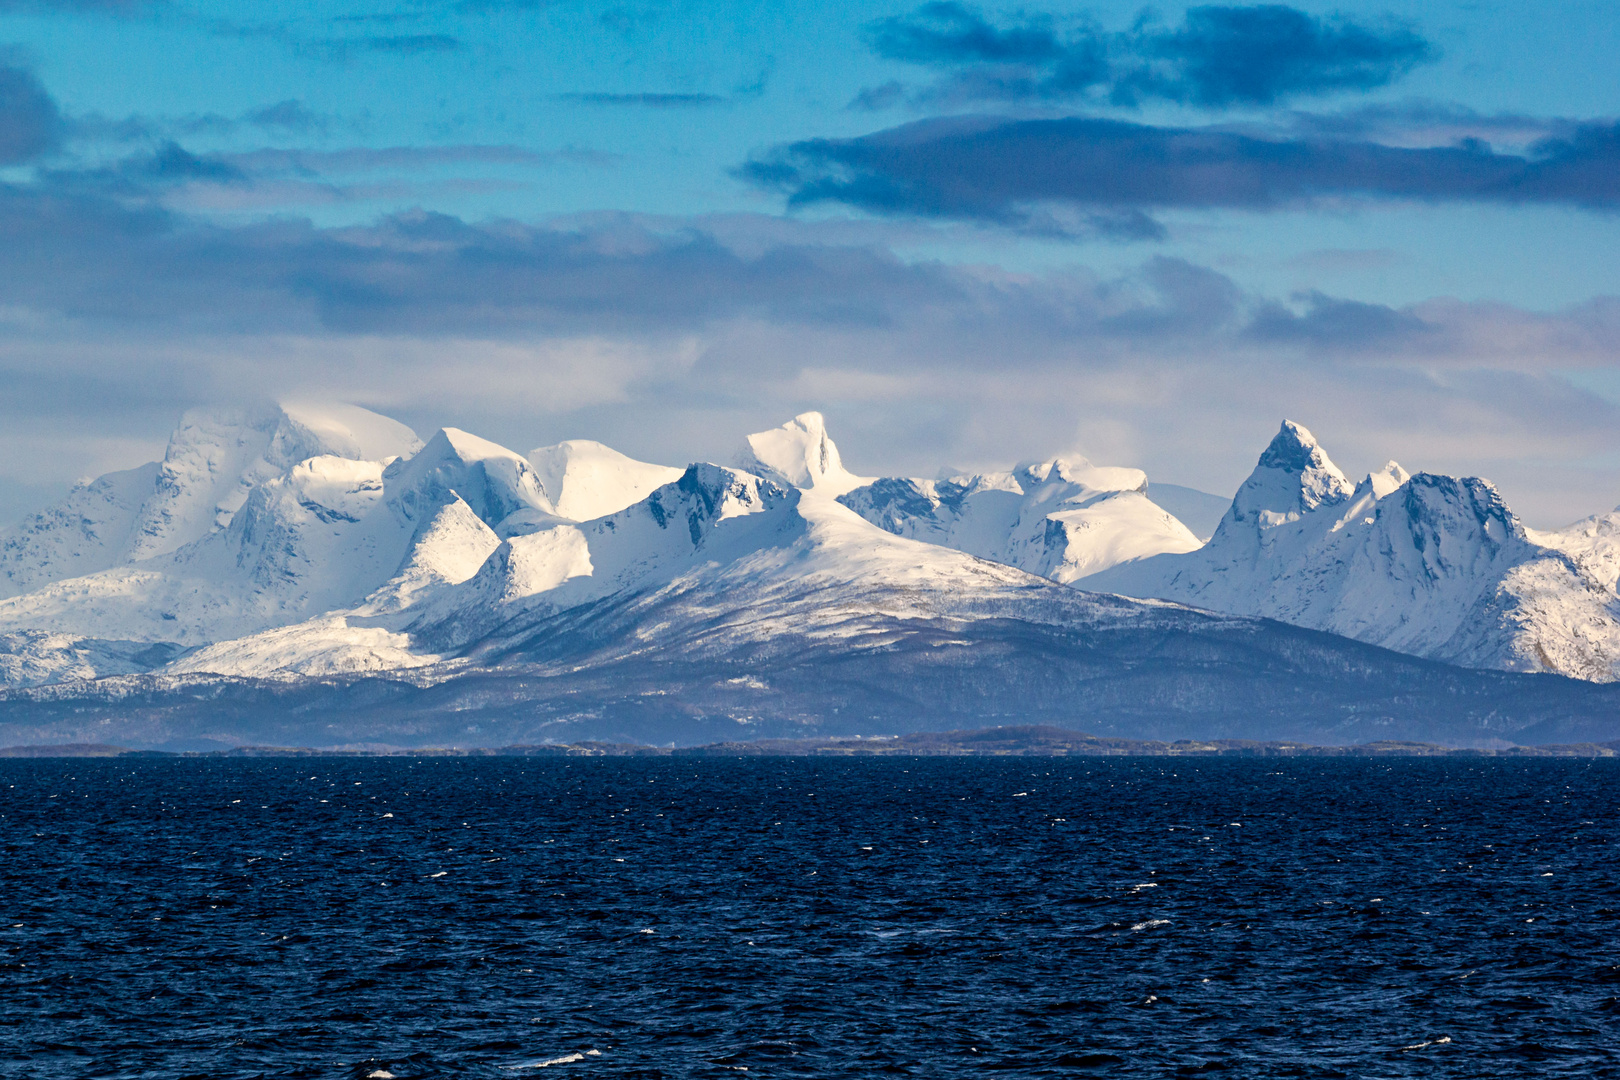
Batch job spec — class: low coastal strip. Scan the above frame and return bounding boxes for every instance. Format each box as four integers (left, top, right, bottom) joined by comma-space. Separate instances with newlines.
5, 725, 1619, 758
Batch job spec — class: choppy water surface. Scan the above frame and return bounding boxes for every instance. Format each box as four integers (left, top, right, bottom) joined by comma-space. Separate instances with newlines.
3, 756, 1619, 1078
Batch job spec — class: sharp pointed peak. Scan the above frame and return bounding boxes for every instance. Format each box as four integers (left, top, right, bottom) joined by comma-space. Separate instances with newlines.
418, 426, 528, 464
738, 411, 864, 496
1220, 419, 1354, 532
1256, 420, 1330, 472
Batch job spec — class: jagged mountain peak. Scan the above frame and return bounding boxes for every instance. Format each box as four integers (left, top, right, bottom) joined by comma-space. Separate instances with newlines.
432, 426, 527, 464
1398, 473, 1523, 549
1088, 422, 1620, 681
1257, 420, 1327, 471
647, 463, 798, 546
1225, 419, 1354, 531
737, 412, 866, 497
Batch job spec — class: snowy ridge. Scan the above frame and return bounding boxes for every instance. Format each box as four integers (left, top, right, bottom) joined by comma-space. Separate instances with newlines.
184, 463, 809, 673
385, 427, 558, 537
5, 407, 1620, 750
1090, 421, 1620, 680
0, 402, 421, 602
0, 417, 543, 658
528, 440, 683, 522
0, 463, 160, 600
838, 456, 1201, 583
0, 631, 186, 687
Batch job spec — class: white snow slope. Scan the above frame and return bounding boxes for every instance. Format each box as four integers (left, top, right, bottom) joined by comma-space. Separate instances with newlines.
184, 414, 1201, 680
0, 423, 560, 650
528, 439, 683, 523
0, 401, 421, 600
1089, 421, 1620, 681
173, 459, 1196, 681
0, 407, 753, 684
838, 455, 1201, 584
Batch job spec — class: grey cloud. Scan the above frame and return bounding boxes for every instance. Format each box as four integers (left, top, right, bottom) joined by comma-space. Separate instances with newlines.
743, 114, 1620, 231
0, 177, 1609, 373
856, 2, 1432, 109
868, 2, 1074, 66
0, 189, 1615, 525
1113, 5, 1431, 107
243, 100, 328, 133
0, 64, 61, 165
1247, 292, 1433, 347
34, 142, 247, 197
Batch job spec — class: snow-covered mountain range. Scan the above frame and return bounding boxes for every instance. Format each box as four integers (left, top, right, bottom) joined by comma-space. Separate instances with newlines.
1089, 421, 1620, 681
1, 403, 1618, 749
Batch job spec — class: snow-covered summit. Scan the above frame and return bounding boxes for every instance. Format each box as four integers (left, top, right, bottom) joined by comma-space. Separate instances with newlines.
1222, 420, 1355, 535
838, 452, 1200, 584
385, 427, 556, 537
736, 412, 868, 497
133, 402, 423, 561
1364, 460, 1412, 499
526, 439, 682, 522
275, 401, 423, 464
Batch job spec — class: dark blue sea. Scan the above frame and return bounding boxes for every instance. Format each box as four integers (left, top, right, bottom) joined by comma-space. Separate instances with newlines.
3, 757, 1618, 1078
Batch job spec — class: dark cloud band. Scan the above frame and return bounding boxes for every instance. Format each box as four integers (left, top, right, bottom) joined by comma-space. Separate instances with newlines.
744, 115, 1620, 226
0, 65, 61, 165
858, 3, 1432, 108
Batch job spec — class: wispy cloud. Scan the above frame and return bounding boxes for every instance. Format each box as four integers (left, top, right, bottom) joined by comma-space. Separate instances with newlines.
304, 33, 463, 60
241, 99, 329, 134
28, 138, 616, 215
1246, 291, 1433, 347
1275, 100, 1582, 150
555, 92, 728, 108
854, 2, 1433, 110
0, 0, 161, 13
226, 144, 616, 174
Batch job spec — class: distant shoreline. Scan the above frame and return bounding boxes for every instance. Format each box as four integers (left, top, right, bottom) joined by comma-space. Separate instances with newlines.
4, 725, 1618, 759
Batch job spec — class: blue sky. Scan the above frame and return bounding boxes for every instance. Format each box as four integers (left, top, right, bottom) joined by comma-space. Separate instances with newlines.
0, 0, 1617, 525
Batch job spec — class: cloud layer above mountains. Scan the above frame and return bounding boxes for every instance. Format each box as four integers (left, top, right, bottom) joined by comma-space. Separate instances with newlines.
0, 1, 1616, 529
0, 172, 1615, 527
